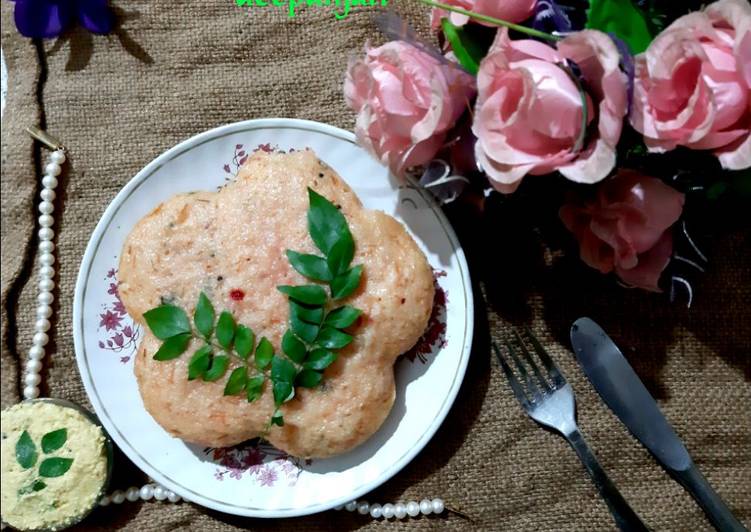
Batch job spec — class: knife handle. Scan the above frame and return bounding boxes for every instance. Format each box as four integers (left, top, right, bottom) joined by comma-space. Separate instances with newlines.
566, 429, 649, 532
673, 463, 746, 532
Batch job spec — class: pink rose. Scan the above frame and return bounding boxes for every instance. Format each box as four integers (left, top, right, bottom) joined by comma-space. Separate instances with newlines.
630, 0, 751, 170
344, 41, 475, 176
472, 29, 628, 193
559, 170, 685, 292
431, 0, 537, 28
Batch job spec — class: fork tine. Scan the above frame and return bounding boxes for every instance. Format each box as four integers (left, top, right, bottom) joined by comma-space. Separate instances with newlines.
492, 342, 531, 409
523, 327, 566, 387
512, 330, 551, 392
505, 340, 543, 402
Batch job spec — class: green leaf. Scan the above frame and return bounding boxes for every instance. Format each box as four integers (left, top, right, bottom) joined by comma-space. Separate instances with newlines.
15, 431, 37, 469
271, 354, 298, 384
18, 480, 47, 495
282, 330, 307, 363
255, 337, 274, 370
303, 348, 337, 371
234, 325, 255, 360
330, 265, 362, 300
326, 237, 354, 277
187, 345, 212, 380
246, 375, 265, 402
272, 380, 294, 407
203, 355, 230, 382
223, 367, 248, 396
153, 332, 191, 361
289, 301, 323, 324
41, 429, 67, 454
277, 285, 327, 305
39, 457, 74, 478
316, 327, 353, 349
216, 311, 236, 349
440, 18, 483, 75
290, 307, 319, 344
324, 306, 362, 329
286, 250, 332, 282
194, 292, 215, 339
296, 369, 323, 388
271, 410, 284, 427
586, 0, 653, 54
307, 188, 352, 255
143, 305, 191, 340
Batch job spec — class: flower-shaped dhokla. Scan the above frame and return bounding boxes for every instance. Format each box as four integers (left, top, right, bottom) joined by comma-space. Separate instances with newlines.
118, 150, 434, 458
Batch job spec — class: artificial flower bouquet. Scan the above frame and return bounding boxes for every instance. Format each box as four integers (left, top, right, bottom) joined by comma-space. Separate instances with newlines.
344, 0, 750, 298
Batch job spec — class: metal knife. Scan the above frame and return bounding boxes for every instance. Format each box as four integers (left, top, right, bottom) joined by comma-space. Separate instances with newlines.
570, 317, 746, 532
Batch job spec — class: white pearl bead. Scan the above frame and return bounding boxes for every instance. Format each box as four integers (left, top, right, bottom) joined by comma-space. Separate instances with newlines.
29, 345, 45, 360
38, 279, 54, 293
39, 214, 54, 227
23, 385, 39, 399
139, 485, 154, 500
42, 175, 58, 189
35, 318, 51, 332
406, 501, 420, 517
167, 491, 181, 503
40, 188, 56, 202
394, 503, 407, 519
50, 150, 66, 165
24, 373, 41, 386
33, 332, 49, 347
420, 499, 433, 515
38, 227, 54, 241
369, 504, 382, 518
36, 305, 52, 319
111, 490, 125, 504
39, 253, 55, 266
432, 498, 445, 514
39, 265, 54, 279
382, 503, 395, 519
126, 487, 140, 501
344, 501, 357, 512
39, 240, 55, 254
99, 495, 111, 506
153, 486, 167, 501
27, 359, 42, 373
38, 292, 54, 306
45, 162, 61, 176
39, 201, 54, 215
356, 501, 369, 515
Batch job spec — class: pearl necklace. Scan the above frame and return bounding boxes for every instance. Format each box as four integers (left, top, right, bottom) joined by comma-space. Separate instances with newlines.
23, 128, 452, 521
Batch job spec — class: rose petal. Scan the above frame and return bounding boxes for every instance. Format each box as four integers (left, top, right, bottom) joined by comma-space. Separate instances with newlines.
615, 230, 674, 292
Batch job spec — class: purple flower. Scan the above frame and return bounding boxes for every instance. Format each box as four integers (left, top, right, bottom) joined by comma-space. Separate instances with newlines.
112, 299, 126, 315
122, 325, 133, 338
13, 0, 114, 39
228, 468, 244, 480
106, 268, 117, 278
120, 356, 130, 364
214, 470, 225, 481
223, 164, 231, 173
113, 333, 124, 347
257, 465, 278, 487
98, 341, 105, 348
107, 282, 119, 295
99, 310, 122, 331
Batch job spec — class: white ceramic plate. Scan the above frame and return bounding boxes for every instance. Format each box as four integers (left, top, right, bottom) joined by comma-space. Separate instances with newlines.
73, 119, 473, 518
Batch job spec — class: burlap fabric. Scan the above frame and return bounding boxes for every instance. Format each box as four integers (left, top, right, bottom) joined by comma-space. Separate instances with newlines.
1, 2, 749, 530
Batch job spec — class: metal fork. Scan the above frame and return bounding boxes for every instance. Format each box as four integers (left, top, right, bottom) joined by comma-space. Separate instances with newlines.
494, 330, 649, 532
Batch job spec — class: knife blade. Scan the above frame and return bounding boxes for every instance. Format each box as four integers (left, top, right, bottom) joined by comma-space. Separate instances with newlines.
570, 317, 746, 532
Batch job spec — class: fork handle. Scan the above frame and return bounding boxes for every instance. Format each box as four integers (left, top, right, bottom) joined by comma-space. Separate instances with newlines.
566, 429, 649, 532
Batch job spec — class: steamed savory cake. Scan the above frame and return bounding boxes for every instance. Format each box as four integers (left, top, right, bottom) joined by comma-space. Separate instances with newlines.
118, 149, 434, 458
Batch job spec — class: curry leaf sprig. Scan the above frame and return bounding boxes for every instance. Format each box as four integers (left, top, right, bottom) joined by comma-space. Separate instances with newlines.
143, 293, 274, 404
15, 428, 73, 495
274, 188, 364, 411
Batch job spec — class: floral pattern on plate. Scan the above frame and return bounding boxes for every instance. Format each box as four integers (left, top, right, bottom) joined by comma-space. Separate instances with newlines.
205, 439, 310, 488
97, 268, 141, 363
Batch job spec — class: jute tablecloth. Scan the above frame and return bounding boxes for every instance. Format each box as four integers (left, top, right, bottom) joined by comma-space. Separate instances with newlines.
1, 2, 749, 530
